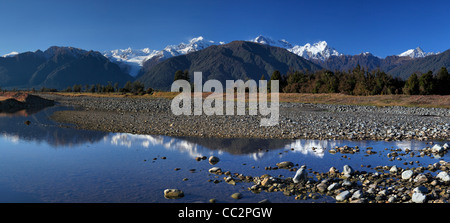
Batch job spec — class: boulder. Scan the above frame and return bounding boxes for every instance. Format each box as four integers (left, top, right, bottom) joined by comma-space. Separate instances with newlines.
293, 166, 308, 183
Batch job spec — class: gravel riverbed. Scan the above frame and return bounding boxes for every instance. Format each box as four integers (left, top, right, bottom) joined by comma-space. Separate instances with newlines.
40, 93, 450, 141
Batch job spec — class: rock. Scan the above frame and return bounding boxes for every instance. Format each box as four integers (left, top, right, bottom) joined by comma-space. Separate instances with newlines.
437, 171, 450, 182
413, 186, 428, 194
209, 156, 220, 165
231, 193, 242, 199
258, 199, 271, 203
336, 190, 351, 202
317, 182, 327, 193
209, 167, 222, 174
431, 144, 443, 153
412, 192, 427, 203
261, 177, 271, 187
293, 166, 308, 183
401, 170, 414, 180
351, 190, 363, 199
342, 165, 354, 177
414, 174, 428, 184
389, 165, 398, 173
327, 183, 340, 191
328, 167, 338, 174
164, 189, 184, 199
276, 161, 294, 169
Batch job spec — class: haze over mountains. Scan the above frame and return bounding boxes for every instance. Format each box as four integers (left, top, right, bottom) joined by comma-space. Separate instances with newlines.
0, 35, 448, 90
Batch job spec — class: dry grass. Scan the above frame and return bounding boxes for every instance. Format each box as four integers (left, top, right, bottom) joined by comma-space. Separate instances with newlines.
279, 93, 450, 108
42, 92, 450, 108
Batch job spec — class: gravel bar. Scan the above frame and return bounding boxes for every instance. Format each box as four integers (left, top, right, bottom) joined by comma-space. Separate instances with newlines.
39, 93, 450, 141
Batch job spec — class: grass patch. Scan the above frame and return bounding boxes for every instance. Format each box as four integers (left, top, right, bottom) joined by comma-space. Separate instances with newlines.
42, 92, 450, 109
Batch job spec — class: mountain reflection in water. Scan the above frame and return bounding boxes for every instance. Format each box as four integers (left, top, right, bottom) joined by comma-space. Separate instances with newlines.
0, 105, 436, 158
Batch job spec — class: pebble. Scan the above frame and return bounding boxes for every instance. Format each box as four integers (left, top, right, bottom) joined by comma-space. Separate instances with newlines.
336, 191, 351, 202
401, 170, 414, 180
231, 193, 242, 199
45, 94, 450, 141
209, 167, 222, 174
164, 189, 184, 199
209, 156, 220, 165
276, 161, 294, 169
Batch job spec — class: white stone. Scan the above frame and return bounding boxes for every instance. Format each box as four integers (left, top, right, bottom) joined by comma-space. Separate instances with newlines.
412, 192, 427, 203
437, 171, 450, 182
401, 170, 414, 180
336, 190, 351, 202
208, 167, 221, 173
351, 190, 363, 199
431, 144, 443, 153
327, 183, 339, 191
293, 166, 308, 183
342, 165, 354, 176
389, 165, 398, 173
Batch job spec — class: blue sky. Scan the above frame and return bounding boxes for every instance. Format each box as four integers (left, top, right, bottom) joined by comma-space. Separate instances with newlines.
0, 0, 449, 57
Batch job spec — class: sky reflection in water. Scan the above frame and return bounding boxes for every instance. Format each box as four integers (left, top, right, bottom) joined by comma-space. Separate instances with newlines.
0, 105, 447, 203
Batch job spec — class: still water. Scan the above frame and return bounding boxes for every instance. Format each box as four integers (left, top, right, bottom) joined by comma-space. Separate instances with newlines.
0, 105, 447, 203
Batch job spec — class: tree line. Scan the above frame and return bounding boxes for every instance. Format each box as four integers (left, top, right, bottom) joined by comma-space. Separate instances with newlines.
265, 66, 450, 95
5, 66, 448, 96
38, 81, 154, 95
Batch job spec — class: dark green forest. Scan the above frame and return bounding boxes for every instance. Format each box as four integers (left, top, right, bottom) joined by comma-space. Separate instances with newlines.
10, 66, 449, 96
268, 66, 450, 95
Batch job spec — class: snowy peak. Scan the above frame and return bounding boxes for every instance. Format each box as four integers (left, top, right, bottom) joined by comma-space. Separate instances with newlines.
251, 35, 341, 61
2, 51, 19, 58
289, 40, 341, 61
398, 47, 437, 58
103, 36, 222, 76
163, 36, 218, 56
251, 35, 293, 49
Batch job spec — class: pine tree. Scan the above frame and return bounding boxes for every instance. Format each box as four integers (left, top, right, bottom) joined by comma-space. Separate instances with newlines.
268, 70, 282, 92
403, 73, 420, 95
418, 71, 434, 95
436, 67, 450, 95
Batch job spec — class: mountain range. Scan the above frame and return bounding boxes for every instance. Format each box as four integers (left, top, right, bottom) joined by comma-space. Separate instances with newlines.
101, 35, 440, 78
0, 35, 448, 90
0, 46, 133, 89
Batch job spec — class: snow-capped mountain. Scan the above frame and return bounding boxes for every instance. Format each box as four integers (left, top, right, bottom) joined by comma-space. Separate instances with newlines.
250, 35, 341, 61
103, 36, 221, 77
103, 48, 159, 77
288, 41, 341, 61
398, 47, 438, 58
105, 35, 344, 76
251, 35, 293, 49
2, 51, 19, 57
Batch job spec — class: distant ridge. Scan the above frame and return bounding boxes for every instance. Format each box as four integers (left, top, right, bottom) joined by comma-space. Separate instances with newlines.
137, 41, 323, 90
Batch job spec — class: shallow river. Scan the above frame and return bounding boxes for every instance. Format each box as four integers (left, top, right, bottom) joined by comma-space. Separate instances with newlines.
0, 106, 447, 203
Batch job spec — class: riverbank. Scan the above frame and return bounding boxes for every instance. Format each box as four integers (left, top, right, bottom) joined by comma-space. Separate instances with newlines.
0, 92, 54, 114
38, 92, 450, 141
